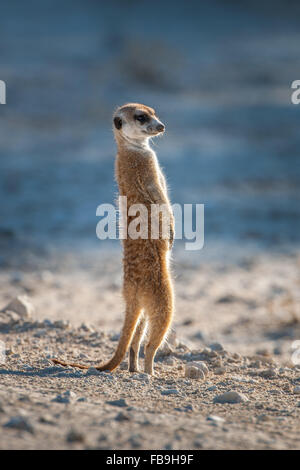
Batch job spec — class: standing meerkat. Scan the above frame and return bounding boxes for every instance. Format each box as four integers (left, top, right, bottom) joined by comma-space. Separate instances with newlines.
53, 103, 174, 375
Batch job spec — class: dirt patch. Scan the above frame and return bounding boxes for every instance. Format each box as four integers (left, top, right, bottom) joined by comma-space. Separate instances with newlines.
0, 303, 299, 450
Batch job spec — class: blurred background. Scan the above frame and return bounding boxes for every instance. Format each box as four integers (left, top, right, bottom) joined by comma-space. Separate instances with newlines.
0, 1, 300, 352
1, 0, 300, 260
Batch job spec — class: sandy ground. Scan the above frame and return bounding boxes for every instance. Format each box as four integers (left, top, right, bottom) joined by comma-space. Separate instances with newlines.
0, 242, 299, 450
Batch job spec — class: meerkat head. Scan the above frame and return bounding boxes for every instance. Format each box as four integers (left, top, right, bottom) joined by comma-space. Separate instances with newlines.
113, 103, 165, 144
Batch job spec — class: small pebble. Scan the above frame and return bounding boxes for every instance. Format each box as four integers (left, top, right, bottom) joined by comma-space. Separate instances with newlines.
273, 346, 282, 356
128, 435, 142, 448
185, 361, 208, 379
52, 390, 76, 404
213, 391, 248, 404
256, 414, 270, 423
207, 415, 225, 426
209, 342, 224, 352
106, 398, 128, 407
39, 414, 56, 425
86, 367, 101, 376
53, 320, 70, 330
3, 296, 34, 319
161, 389, 180, 396
66, 428, 85, 443
259, 369, 277, 379
156, 342, 174, 358
115, 411, 130, 422
214, 366, 226, 375
4, 415, 34, 434
131, 373, 150, 383
164, 357, 175, 366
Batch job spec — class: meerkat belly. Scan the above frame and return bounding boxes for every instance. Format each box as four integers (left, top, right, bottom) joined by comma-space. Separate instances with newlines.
123, 238, 168, 286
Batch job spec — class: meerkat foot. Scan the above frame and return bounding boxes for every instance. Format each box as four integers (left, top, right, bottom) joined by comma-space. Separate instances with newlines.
129, 362, 140, 372
129, 347, 140, 372
144, 359, 154, 376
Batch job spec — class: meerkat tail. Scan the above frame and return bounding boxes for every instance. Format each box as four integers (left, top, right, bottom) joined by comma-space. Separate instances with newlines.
51, 308, 141, 372
94, 307, 141, 371
51, 358, 90, 369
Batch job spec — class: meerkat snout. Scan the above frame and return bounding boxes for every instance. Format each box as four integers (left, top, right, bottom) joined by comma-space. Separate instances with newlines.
144, 117, 165, 135
156, 123, 165, 132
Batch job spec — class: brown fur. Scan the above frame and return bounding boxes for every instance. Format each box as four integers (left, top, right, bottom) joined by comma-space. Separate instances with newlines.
52, 103, 174, 375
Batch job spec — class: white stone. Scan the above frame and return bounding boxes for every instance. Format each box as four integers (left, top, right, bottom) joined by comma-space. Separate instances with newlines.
156, 342, 174, 358
213, 391, 248, 404
185, 361, 209, 379
207, 415, 225, 425
2, 296, 34, 319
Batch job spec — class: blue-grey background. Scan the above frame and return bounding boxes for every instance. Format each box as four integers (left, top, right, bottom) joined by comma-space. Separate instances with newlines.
1, 0, 300, 261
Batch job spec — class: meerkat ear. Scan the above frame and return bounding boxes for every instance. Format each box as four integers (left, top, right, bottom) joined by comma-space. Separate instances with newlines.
113, 116, 122, 130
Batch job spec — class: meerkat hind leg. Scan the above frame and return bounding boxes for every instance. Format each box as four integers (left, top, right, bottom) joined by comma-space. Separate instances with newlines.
129, 314, 147, 372
144, 304, 173, 375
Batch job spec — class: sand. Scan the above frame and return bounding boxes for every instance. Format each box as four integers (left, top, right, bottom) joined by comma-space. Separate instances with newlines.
0, 246, 299, 450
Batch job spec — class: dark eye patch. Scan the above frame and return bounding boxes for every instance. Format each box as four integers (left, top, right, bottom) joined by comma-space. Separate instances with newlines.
134, 113, 149, 124
113, 116, 122, 129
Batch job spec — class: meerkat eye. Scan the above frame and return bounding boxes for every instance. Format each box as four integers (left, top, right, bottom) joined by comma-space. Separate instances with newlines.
135, 114, 148, 124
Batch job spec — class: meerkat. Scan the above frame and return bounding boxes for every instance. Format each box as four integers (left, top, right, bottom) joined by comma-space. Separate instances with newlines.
52, 103, 174, 375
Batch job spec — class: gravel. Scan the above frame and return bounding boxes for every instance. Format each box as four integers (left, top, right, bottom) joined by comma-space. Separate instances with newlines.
0, 254, 299, 450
